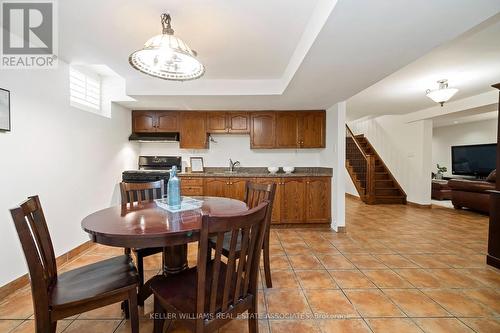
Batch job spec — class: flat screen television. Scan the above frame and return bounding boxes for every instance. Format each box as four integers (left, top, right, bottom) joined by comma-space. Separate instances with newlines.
451, 143, 496, 177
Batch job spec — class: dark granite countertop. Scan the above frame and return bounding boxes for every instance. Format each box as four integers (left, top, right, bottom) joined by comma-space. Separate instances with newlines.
179, 167, 332, 178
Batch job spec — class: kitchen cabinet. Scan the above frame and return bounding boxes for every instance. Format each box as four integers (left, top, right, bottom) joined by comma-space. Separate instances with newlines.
208, 112, 250, 134
132, 111, 156, 133
132, 111, 179, 133
306, 177, 331, 223
250, 112, 275, 148
131, 110, 325, 149
281, 178, 306, 223
227, 112, 250, 133
275, 112, 299, 148
156, 112, 179, 132
300, 111, 325, 148
180, 177, 204, 196
182, 175, 331, 224
274, 111, 325, 148
179, 112, 208, 149
203, 177, 247, 201
204, 178, 227, 197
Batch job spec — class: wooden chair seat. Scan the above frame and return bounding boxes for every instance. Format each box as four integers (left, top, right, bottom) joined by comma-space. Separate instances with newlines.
51, 255, 138, 309
150, 260, 237, 317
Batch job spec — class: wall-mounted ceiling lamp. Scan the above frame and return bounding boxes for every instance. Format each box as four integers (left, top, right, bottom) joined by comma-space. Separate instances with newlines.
425, 79, 458, 107
129, 13, 204, 81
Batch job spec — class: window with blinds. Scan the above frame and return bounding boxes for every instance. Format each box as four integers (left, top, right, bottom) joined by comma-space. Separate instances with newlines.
70, 67, 101, 113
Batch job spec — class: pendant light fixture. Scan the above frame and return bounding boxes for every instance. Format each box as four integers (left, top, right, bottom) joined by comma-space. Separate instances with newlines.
129, 13, 204, 81
425, 79, 458, 107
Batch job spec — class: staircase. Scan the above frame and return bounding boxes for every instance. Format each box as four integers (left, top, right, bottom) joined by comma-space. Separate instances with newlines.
346, 125, 407, 205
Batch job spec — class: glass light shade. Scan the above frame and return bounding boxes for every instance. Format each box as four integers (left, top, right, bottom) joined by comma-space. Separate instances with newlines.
426, 88, 458, 104
129, 34, 204, 81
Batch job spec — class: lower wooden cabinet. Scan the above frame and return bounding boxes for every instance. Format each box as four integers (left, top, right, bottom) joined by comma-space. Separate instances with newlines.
305, 177, 331, 223
181, 175, 331, 224
180, 177, 204, 196
281, 178, 306, 223
203, 177, 247, 201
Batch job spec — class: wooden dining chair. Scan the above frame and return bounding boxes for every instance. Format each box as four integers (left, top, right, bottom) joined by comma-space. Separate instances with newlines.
150, 200, 271, 333
120, 180, 164, 304
209, 181, 276, 288
10, 195, 139, 333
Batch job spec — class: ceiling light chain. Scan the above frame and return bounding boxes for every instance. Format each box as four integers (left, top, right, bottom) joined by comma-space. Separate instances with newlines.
161, 13, 174, 35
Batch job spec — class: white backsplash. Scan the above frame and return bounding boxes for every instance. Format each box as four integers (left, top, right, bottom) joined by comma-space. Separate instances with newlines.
139, 134, 324, 171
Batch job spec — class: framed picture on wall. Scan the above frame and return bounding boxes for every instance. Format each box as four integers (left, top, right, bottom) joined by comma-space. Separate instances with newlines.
0, 88, 10, 131
190, 157, 204, 172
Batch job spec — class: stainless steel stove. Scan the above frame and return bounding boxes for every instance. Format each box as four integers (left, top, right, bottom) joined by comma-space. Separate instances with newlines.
122, 156, 182, 189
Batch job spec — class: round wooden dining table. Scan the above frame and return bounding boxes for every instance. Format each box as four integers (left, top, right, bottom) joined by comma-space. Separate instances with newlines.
81, 196, 248, 303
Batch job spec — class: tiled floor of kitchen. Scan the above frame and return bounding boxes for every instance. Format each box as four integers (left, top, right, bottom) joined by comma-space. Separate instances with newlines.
1, 197, 499, 333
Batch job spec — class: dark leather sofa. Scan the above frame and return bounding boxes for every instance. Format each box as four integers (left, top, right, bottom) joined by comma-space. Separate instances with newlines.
448, 170, 496, 214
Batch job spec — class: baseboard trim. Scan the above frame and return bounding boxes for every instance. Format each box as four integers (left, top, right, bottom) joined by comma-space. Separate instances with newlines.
407, 201, 432, 208
271, 223, 331, 229
487, 254, 500, 269
0, 240, 93, 300
345, 193, 361, 201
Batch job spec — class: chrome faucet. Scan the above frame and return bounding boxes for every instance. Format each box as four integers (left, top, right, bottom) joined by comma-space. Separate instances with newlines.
229, 158, 241, 172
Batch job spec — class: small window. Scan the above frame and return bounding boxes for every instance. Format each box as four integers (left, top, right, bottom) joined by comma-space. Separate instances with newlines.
70, 67, 101, 114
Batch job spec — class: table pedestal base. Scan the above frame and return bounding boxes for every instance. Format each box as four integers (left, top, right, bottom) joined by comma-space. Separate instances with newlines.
138, 244, 190, 305
163, 244, 189, 274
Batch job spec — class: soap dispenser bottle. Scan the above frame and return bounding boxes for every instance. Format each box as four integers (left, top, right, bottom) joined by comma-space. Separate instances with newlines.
167, 165, 181, 209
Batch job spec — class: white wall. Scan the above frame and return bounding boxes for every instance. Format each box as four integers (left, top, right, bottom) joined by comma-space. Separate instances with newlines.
0, 63, 138, 286
319, 103, 345, 230
433, 119, 498, 177
139, 135, 323, 170
349, 115, 433, 205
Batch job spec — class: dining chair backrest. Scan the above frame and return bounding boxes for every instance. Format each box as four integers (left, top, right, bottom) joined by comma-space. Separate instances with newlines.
244, 182, 276, 210
120, 180, 164, 206
196, 200, 271, 331
10, 195, 57, 320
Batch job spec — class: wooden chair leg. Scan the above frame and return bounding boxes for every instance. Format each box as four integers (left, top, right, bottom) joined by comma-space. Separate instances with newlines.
121, 300, 130, 319
128, 288, 139, 333
263, 232, 272, 288
136, 251, 145, 306
248, 295, 258, 333
124, 247, 131, 255
153, 297, 166, 333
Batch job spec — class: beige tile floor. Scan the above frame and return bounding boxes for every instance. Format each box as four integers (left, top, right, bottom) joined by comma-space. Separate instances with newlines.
1, 197, 499, 332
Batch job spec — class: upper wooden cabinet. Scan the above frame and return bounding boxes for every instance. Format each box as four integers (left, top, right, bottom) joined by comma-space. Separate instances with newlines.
156, 112, 179, 132
275, 111, 325, 148
179, 112, 208, 149
132, 110, 325, 149
300, 111, 325, 148
132, 111, 156, 133
207, 112, 250, 134
276, 112, 299, 148
132, 111, 179, 133
250, 112, 276, 148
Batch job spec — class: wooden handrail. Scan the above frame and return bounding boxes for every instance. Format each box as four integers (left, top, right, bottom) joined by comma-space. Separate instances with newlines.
346, 124, 369, 160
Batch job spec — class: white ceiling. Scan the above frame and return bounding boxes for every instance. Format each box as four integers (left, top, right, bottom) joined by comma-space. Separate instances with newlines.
58, 0, 500, 110
432, 105, 498, 128
348, 12, 500, 120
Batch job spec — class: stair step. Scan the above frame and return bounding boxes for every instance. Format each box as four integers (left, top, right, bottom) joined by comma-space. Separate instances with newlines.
375, 180, 394, 187
373, 196, 407, 204
375, 188, 402, 196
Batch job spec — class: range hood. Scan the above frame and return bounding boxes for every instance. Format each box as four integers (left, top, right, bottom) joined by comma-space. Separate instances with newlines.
128, 132, 179, 142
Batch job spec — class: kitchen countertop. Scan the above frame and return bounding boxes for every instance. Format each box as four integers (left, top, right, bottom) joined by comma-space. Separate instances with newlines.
179, 167, 332, 178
